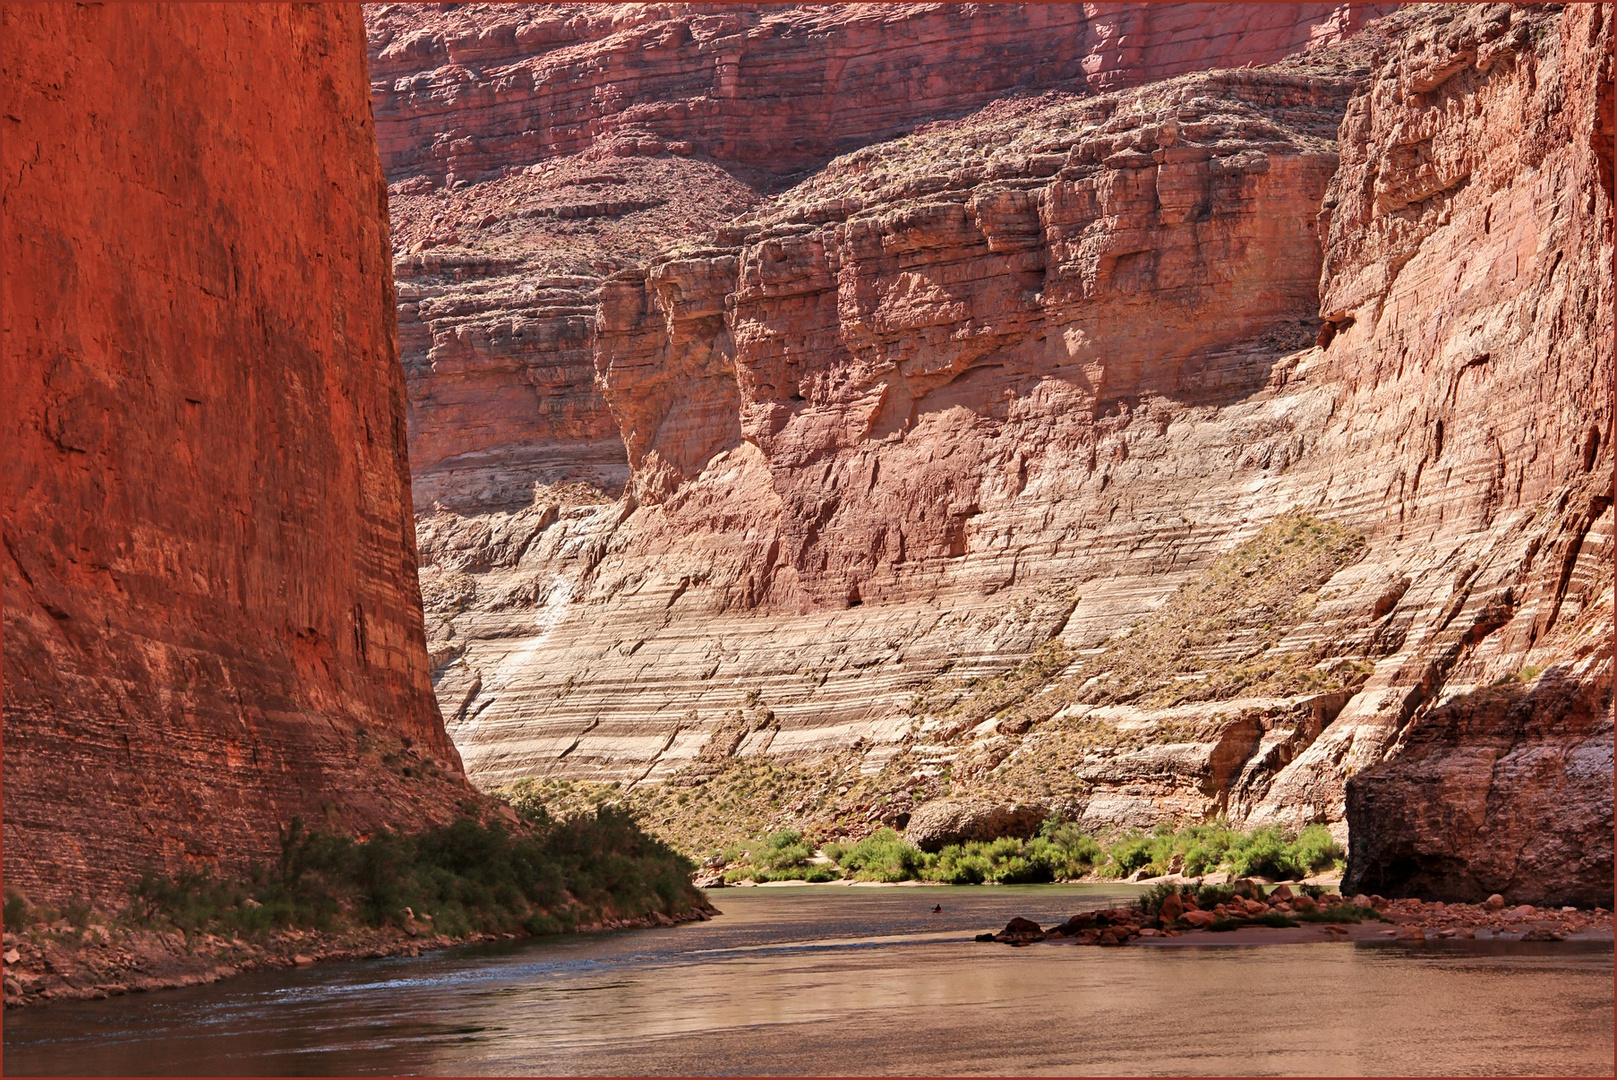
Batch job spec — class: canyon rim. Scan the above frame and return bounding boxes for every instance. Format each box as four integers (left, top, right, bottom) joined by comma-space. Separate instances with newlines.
375, 1, 1614, 906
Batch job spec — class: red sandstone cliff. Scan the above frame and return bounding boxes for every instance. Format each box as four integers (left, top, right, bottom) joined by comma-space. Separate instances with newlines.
374, 4, 1611, 904
366, 1, 1393, 514
1324, 3, 1615, 905
367, 2, 1392, 188
3, 4, 468, 905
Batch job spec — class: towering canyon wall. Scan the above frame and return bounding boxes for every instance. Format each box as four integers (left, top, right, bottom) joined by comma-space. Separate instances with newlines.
368, 2, 1393, 188
366, 1, 1393, 514
1322, 3, 1614, 904
3, 4, 467, 905
376, 3, 1611, 903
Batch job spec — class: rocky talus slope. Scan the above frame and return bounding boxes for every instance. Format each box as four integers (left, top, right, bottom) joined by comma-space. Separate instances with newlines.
379, 4, 1611, 904
3, 5, 470, 905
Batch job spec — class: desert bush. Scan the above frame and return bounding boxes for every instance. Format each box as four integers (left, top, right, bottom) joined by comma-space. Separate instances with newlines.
830, 829, 929, 882
2, 889, 31, 931
1289, 824, 1345, 874
119, 807, 699, 941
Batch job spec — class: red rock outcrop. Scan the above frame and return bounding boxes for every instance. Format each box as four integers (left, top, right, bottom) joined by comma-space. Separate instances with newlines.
1323, 2, 1615, 904
366, 2, 1394, 187
2, 4, 468, 905
377, 4, 1611, 904
367, 1, 1394, 518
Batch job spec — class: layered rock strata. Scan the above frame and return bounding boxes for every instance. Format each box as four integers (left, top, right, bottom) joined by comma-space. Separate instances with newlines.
1326, 1, 1615, 903
418, 57, 1372, 795
382, 4, 1612, 903
367, 2, 1394, 515
367, 2, 1396, 187
3, 5, 468, 905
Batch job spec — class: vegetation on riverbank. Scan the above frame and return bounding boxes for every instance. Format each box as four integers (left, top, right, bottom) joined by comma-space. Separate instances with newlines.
3, 805, 703, 945
707, 815, 1343, 885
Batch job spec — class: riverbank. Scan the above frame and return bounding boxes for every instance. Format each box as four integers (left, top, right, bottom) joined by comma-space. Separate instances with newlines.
1, 902, 719, 1009
2, 806, 715, 1011
977, 887, 1614, 948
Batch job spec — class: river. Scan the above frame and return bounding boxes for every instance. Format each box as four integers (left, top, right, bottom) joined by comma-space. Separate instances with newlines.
4, 884, 1612, 1076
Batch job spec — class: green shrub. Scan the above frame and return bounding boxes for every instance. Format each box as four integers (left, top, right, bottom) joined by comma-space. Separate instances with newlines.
4, 890, 32, 931
1102, 831, 1156, 877
1215, 824, 1342, 880
1193, 882, 1240, 908
931, 845, 990, 885
118, 808, 700, 941
726, 815, 1342, 890
1290, 824, 1345, 874
1137, 882, 1187, 915
716, 827, 836, 883
1038, 815, 1104, 864
831, 829, 929, 882
1293, 904, 1378, 924
1225, 827, 1294, 879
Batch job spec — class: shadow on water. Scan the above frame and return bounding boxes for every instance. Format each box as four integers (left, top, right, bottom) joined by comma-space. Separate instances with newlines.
4, 884, 1612, 1077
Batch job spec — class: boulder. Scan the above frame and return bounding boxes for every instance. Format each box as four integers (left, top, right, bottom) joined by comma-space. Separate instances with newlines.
903, 799, 1048, 852
1484, 894, 1506, 910
1159, 892, 1185, 921
1181, 909, 1217, 929
992, 917, 1046, 944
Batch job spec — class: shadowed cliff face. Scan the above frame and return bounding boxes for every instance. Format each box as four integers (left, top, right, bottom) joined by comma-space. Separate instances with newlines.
2, 5, 469, 904
376, 4, 1610, 904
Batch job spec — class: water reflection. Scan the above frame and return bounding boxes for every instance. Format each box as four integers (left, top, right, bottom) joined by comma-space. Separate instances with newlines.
5, 884, 1611, 1076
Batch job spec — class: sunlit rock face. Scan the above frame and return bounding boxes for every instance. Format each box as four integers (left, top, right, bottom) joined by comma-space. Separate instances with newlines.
372, 3, 1610, 903
1326, 1, 1614, 906
3, 4, 469, 904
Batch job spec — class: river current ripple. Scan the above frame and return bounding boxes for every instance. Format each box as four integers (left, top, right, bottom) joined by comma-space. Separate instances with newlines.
5, 883, 1611, 1076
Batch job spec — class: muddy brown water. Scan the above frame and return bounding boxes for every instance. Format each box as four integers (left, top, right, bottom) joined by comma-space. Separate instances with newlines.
4, 884, 1611, 1076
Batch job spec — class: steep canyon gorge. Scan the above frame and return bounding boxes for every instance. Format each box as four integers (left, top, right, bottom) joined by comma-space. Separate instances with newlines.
374, 2, 1613, 905
2, 1, 1608, 918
